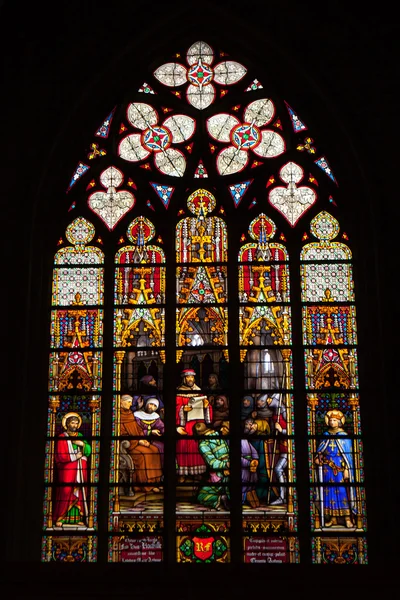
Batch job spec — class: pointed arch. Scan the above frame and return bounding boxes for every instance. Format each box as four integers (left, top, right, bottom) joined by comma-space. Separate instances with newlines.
40, 34, 368, 566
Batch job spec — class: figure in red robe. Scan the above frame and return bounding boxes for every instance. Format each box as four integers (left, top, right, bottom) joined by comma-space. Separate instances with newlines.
53, 412, 91, 527
176, 368, 212, 481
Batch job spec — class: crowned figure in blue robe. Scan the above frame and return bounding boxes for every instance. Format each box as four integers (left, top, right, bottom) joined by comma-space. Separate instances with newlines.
314, 410, 357, 529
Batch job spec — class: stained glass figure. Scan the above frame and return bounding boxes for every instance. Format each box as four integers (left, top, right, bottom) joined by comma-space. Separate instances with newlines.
268, 162, 317, 226
88, 166, 135, 230
50, 411, 93, 526
153, 40, 247, 111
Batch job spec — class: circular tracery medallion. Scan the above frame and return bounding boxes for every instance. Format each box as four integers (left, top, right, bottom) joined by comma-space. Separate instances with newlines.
231, 122, 261, 150
187, 61, 214, 87
141, 125, 172, 152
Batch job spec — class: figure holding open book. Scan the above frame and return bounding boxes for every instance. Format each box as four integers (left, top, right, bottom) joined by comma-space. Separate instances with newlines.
176, 368, 213, 482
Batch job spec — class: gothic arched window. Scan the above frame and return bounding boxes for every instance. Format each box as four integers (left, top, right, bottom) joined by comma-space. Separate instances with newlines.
42, 39, 367, 565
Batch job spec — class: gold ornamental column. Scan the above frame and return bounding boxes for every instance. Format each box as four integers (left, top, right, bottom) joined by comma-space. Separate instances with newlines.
349, 393, 363, 529
307, 394, 319, 529
113, 350, 126, 514
47, 395, 60, 529
281, 349, 294, 516
87, 396, 100, 529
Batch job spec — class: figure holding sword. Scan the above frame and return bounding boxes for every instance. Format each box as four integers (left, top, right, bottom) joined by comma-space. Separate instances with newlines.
267, 393, 288, 506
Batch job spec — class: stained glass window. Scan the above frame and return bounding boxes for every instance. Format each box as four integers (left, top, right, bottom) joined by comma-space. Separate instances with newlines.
43, 39, 367, 564
175, 189, 230, 561
302, 212, 367, 564
239, 213, 299, 562
43, 217, 103, 561
110, 216, 166, 561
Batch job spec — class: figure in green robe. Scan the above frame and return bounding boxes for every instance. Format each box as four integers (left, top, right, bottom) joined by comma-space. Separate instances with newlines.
194, 422, 230, 510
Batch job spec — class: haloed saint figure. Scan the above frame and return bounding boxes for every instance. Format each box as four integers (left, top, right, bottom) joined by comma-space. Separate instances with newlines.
314, 410, 356, 529
53, 412, 91, 528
